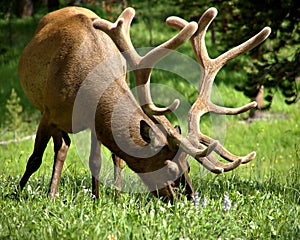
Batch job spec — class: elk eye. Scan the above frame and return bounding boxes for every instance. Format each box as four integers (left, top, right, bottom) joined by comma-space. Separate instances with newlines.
140, 120, 166, 150
140, 120, 151, 143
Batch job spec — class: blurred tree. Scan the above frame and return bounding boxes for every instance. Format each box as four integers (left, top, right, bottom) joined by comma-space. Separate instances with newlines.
0, 0, 14, 19
0, 0, 55, 19
17, 0, 34, 17
216, 0, 299, 117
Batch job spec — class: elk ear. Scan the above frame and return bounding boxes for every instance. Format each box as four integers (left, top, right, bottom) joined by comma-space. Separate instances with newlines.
174, 125, 181, 134
140, 120, 152, 143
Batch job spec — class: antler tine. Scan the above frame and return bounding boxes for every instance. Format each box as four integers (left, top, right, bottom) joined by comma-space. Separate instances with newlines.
139, 21, 198, 68
178, 138, 218, 158
136, 20, 197, 116
196, 157, 224, 174
191, 7, 217, 67
214, 27, 271, 72
199, 133, 256, 164
184, 143, 243, 174
202, 26, 270, 115
167, 8, 218, 67
166, 8, 271, 173
93, 8, 140, 66
208, 101, 258, 115
94, 8, 198, 116
118, 7, 134, 38
190, 148, 242, 174
204, 155, 242, 172
134, 20, 197, 115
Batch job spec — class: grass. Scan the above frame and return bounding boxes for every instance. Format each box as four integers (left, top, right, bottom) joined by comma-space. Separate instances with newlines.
0, 8, 300, 240
0, 164, 299, 239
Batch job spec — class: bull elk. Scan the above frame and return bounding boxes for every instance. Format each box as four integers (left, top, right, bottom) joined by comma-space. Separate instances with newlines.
17, 6, 270, 201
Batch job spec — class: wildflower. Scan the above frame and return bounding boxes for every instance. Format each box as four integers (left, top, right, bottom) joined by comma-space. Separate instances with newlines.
202, 195, 207, 207
27, 184, 32, 194
82, 185, 90, 193
107, 234, 117, 240
222, 192, 231, 211
193, 192, 199, 209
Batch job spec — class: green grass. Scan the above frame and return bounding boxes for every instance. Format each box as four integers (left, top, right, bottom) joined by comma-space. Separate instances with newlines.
0, 10, 300, 240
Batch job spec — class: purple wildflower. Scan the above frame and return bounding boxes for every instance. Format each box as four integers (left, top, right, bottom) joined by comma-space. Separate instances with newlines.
222, 192, 231, 211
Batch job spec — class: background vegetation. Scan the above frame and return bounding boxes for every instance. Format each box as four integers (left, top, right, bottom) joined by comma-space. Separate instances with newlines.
0, 1, 299, 239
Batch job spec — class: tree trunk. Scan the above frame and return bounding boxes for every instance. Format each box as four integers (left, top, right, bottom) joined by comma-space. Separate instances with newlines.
147, 0, 153, 46
249, 85, 264, 118
17, 0, 34, 18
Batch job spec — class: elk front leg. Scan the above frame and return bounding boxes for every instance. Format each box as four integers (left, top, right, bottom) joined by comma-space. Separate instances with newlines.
19, 116, 51, 193
89, 131, 101, 199
174, 152, 194, 200
48, 132, 70, 199
112, 153, 124, 197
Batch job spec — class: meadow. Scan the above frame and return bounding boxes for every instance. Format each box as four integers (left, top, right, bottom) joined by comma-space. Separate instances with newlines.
0, 10, 299, 239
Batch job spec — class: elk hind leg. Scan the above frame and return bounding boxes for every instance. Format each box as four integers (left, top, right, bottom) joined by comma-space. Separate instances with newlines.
89, 131, 101, 199
18, 116, 52, 193
48, 131, 70, 199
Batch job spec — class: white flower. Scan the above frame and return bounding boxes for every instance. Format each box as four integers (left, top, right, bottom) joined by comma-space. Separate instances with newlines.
193, 192, 199, 209
202, 195, 207, 207
27, 184, 32, 193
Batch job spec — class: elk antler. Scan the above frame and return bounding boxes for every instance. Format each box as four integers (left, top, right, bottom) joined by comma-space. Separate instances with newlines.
93, 8, 198, 116
93, 8, 221, 170
166, 8, 271, 171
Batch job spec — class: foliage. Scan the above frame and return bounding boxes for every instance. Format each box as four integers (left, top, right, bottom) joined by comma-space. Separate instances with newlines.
5, 88, 23, 131
0, 16, 39, 128
222, 0, 300, 107
171, 0, 300, 109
